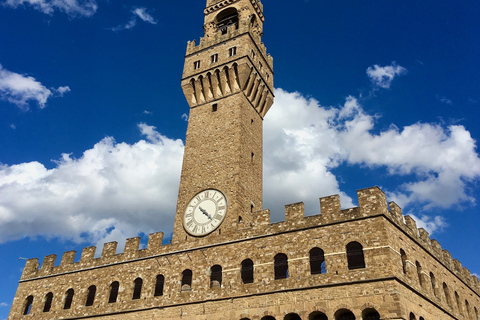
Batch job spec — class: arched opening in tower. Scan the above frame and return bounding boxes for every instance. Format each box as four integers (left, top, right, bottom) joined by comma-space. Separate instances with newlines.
215, 8, 239, 34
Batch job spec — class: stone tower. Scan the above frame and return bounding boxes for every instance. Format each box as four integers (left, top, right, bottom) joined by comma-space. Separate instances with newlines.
172, 0, 274, 244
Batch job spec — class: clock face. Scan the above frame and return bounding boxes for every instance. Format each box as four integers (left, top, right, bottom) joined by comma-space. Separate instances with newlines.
184, 189, 227, 236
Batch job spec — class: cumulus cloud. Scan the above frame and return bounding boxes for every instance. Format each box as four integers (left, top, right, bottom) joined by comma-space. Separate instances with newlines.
2, 0, 97, 17
0, 124, 184, 248
0, 65, 69, 110
110, 7, 157, 32
366, 62, 407, 89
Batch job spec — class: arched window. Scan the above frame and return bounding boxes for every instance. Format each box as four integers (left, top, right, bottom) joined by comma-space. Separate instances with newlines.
43, 292, 53, 312
400, 249, 407, 274
181, 269, 193, 291
419, 317, 425, 320
429, 272, 437, 297
210, 265, 222, 288
409, 313, 416, 320
261, 316, 277, 320
346, 241, 365, 269
132, 278, 143, 300
285, 313, 302, 320
443, 282, 452, 307
415, 261, 423, 287
215, 8, 239, 34
309, 311, 328, 320
63, 289, 74, 310
108, 281, 119, 303
363, 308, 380, 320
241, 259, 254, 284
274, 253, 289, 280
465, 300, 470, 318
335, 309, 355, 320
85, 285, 96, 306
454, 291, 462, 314
474, 306, 478, 320
23, 296, 34, 315
309, 247, 326, 275
154, 275, 165, 296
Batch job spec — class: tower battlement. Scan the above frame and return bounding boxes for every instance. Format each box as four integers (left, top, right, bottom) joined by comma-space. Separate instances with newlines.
19, 187, 480, 296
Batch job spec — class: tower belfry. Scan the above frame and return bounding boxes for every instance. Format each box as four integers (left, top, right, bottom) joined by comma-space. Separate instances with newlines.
172, 0, 274, 243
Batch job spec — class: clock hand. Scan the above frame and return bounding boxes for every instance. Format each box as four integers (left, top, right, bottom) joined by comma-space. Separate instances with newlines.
199, 206, 212, 220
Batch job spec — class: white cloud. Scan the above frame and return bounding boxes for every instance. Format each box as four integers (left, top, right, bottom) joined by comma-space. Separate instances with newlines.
366, 62, 407, 89
9, 124, 16, 129
0, 65, 69, 110
143, 110, 152, 115
0, 302, 7, 307
55, 86, 71, 97
0, 124, 184, 247
407, 214, 448, 235
110, 7, 157, 32
181, 113, 188, 122
436, 94, 453, 105
3, 0, 97, 17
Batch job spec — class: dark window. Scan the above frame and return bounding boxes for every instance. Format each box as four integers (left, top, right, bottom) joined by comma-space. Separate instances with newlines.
308, 311, 328, 320
409, 313, 416, 320
309, 247, 326, 275
210, 265, 222, 288
241, 259, 254, 284
455, 291, 462, 314
285, 313, 301, 320
251, 50, 256, 59
181, 269, 193, 291
132, 278, 143, 300
363, 309, 380, 320
194, 60, 200, 70
335, 309, 355, 320
430, 272, 437, 297
261, 317, 277, 320
443, 282, 451, 307
415, 261, 423, 286
43, 292, 53, 312
229, 47, 237, 57
216, 8, 238, 34
274, 253, 288, 280
419, 317, 425, 320
465, 300, 470, 317
108, 281, 119, 303
212, 103, 218, 112
154, 275, 165, 296
400, 249, 407, 274
23, 296, 34, 315
474, 307, 478, 320
85, 285, 96, 306
63, 289, 74, 310
346, 241, 365, 269
211, 54, 218, 64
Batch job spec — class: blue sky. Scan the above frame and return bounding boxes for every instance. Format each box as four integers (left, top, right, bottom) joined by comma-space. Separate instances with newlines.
0, 0, 479, 317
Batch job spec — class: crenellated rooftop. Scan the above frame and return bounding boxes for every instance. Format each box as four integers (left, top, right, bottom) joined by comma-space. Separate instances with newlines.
20, 186, 480, 296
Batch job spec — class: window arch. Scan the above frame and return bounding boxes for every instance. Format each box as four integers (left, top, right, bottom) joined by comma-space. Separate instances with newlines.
454, 291, 462, 314
335, 309, 355, 320
465, 300, 470, 318
362, 308, 380, 320
409, 313, 416, 320
400, 249, 407, 274
443, 282, 452, 307
419, 317, 425, 320
215, 7, 239, 34
43, 292, 53, 312
474, 306, 478, 320
309, 311, 328, 320
285, 313, 301, 320
415, 261, 423, 287
63, 289, 74, 310
181, 269, 193, 291
241, 259, 254, 284
108, 281, 119, 303
261, 316, 277, 320
309, 247, 326, 274
23, 295, 34, 315
210, 265, 222, 288
274, 253, 289, 280
154, 274, 165, 296
132, 278, 143, 300
346, 241, 365, 269
85, 285, 96, 306
429, 272, 437, 297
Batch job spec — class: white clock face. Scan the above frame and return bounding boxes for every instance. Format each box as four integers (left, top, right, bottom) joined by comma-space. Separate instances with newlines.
184, 189, 227, 236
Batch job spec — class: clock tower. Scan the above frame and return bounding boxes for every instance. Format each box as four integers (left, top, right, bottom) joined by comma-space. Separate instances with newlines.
172, 0, 274, 243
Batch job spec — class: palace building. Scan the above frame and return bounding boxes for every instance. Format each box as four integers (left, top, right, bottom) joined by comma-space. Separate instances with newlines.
8, 1, 480, 319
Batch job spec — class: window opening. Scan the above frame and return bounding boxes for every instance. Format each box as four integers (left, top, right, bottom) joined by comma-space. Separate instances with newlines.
64, 289, 74, 310
23, 296, 34, 315
109, 281, 120, 303
194, 60, 201, 70
251, 50, 256, 59
85, 285, 96, 306
212, 103, 218, 112
335, 309, 355, 320
455, 291, 462, 314
154, 275, 165, 296
216, 8, 239, 34
443, 282, 452, 307
43, 292, 53, 312
465, 300, 470, 317
400, 249, 407, 274
285, 313, 302, 320
238, 216, 243, 223
229, 47, 237, 57
241, 259, 254, 284
274, 253, 288, 280
181, 269, 193, 291
210, 265, 222, 288
409, 313, 416, 320
211, 53, 218, 64
416, 261, 423, 286
259, 61, 263, 70
430, 272, 437, 297
251, 152, 254, 161
308, 311, 328, 320
132, 278, 143, 300
363, 309, 380, 320
309, 247, 326, 274
346, 241, 365, 269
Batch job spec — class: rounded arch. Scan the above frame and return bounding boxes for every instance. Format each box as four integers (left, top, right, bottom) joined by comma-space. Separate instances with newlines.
274, 253, 289, 280
409, 312, 416, 320
309, 311, 328, 320
154, 274, 165, 296
346, 241, 365, 270
210, 264, 222, 288
108, 281, 120, 303
63, 288, 74, 310
85, 285, 96, 306
23, 295, 34, 315
443, 282, 451, 306
181, 269, 193, 291
215, 7, 239, 33
362, 308, 380, 320
132, 277, 143, 300
43, 292, 53, 312
334, 309, 355, 320
284, 313, 301, 320
261, 316, 277, 320
415, 261, 423, 286
309, 247, 326, 275
241, 258, 254, 284
400, 249, 407, 274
